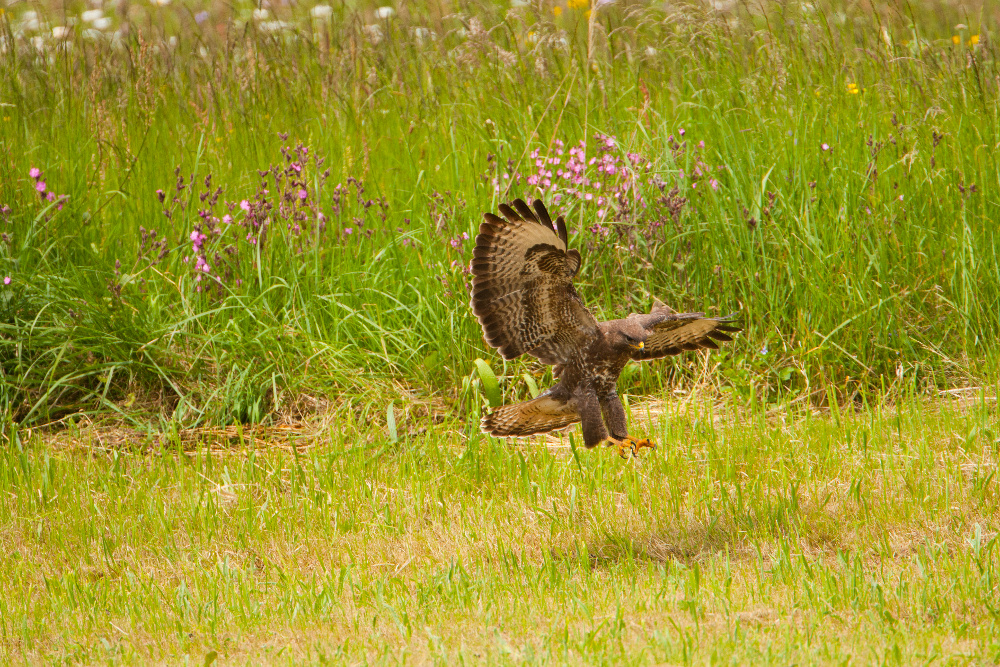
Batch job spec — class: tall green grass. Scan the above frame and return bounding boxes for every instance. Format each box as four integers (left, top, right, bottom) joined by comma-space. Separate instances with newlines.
0, 0, 998, 425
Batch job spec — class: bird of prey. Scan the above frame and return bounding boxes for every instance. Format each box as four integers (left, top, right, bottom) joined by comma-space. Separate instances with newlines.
470, 198, 741, 457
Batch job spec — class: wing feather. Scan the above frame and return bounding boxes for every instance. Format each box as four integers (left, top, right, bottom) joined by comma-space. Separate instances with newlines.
471, 198, 598, 364
481, 392, 580, 437
629, 311, 742, 360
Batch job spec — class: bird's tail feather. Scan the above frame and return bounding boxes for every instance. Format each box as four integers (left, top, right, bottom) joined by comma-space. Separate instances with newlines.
481, 394, 580, 437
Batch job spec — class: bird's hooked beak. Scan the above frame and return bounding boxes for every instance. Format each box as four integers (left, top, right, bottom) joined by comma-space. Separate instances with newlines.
629, 341, 645, 350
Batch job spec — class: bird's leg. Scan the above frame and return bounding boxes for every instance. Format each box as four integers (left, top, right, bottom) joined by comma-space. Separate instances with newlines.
576, 389, 609, 448
600, 392, 655, 458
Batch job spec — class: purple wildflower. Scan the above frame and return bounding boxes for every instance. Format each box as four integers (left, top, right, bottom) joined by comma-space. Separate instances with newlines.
240, 200, 250, 212
36, 181, 46, 193
821, 143, 830, 151
3, 276, 10, 285
29, 168, 41, 179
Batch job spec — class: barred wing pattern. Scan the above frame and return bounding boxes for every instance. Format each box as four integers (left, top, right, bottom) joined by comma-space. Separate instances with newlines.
470, 199, 599, 365
627, 310, 741, 361
480, 392, 581, 437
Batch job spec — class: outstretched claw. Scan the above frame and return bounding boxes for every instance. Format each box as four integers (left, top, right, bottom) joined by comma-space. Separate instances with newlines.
607, 436, 657, 459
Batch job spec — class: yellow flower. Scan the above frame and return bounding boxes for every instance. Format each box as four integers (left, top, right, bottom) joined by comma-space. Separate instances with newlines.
952, 35, 960, 45
814, 89, 821, 97
553, 5, 562, 16
968, 34, 980, 46
567, 0, 587, 9
584, 9, 591, 18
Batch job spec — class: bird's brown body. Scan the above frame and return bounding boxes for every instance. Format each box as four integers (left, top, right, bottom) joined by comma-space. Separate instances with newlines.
471, 198, 740, 456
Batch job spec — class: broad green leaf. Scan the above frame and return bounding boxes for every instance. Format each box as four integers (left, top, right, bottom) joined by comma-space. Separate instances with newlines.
474, 359, 502, 407
522, 373, 540, 399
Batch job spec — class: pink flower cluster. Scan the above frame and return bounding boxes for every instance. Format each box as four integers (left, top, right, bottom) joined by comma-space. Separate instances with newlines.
493, 134, 655, 226
28, 166, 66, 210
485, 129, 723, 250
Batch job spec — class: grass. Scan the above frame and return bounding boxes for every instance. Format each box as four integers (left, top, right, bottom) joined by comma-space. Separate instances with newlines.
1, 0, 999, 662
0, 0, 997, 423
2, 392, 998, 663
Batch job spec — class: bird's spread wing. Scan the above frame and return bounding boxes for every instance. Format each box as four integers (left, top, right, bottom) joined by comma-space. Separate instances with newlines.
628, 307, 742, 361
471, 198, 598, 365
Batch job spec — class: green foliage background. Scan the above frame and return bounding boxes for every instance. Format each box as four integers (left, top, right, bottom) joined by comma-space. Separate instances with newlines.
0, 0, 997, 426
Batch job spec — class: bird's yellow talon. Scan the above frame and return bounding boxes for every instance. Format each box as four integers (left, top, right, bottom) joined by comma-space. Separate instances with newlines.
607, 436, 655, 458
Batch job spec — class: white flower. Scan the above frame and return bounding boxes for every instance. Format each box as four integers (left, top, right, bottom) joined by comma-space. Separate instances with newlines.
260, 20, 290, 32
82, 28, 103, 40
645, 46, 657, 57
375, 6, 395, 19
150, 0, 171, 7
31, 36, 45, 51
310, 4, 333, 19
52, 26, 71, 39
82, 9, 105, 23
510, 0, 528, 6
253, 8, 271, 20
364, 23, 383, 43
92, 17, 111, 30
168, 35, 177, 47
412, 26, 431, 43
22, 17, 42, 32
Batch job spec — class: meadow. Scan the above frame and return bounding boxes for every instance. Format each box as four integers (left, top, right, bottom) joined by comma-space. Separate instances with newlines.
0, 0, 998, 662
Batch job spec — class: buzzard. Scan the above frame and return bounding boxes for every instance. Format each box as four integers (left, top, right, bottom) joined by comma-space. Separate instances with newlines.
470, 198, 741, 457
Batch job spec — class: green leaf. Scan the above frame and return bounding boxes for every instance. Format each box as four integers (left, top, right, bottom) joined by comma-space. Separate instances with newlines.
422, 351, 439, 371
474, 359, 502, 407
522, 373, 540, 399
203, 651, 218, 667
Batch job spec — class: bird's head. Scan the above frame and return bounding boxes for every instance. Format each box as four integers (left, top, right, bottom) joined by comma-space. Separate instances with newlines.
612, 320, 649, 352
